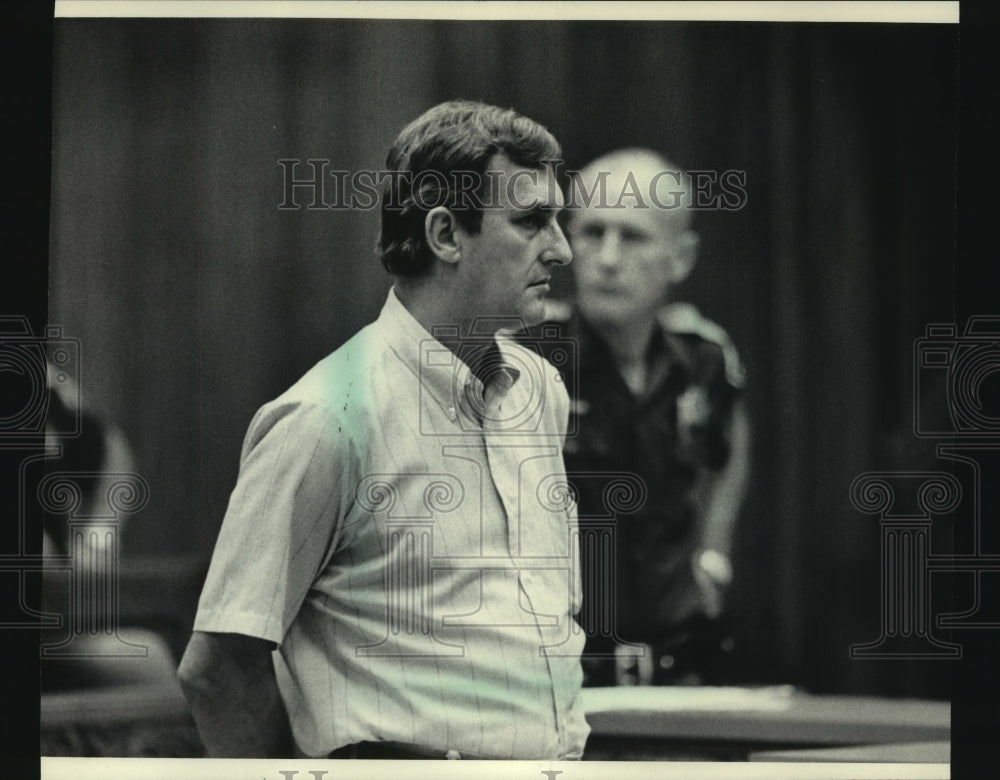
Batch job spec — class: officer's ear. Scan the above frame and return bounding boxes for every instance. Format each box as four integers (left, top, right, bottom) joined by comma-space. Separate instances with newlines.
668, 230, 699, 283
425, 207, 461, 265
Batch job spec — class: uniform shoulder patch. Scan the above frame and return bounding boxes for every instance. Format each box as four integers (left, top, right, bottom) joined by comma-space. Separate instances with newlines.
659, 303, 746, 389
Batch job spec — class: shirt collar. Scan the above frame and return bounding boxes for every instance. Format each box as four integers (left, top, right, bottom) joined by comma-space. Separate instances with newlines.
573, 308, 690, 401
377, 287, 522, 418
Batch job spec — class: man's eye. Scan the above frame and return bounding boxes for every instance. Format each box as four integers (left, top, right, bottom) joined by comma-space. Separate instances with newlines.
620, 228, 647, 243
579, 224, 604, 240
521, 212, 551, 230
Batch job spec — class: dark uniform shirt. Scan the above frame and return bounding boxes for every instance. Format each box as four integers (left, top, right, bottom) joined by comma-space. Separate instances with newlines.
521, 302, 744, 684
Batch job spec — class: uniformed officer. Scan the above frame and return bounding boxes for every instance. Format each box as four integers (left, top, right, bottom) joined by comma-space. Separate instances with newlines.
529, 148, 750, 686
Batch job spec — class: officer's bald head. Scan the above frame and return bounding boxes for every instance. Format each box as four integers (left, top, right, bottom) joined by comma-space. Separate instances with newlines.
565, 148, 700, 328
571, 147, 693, 233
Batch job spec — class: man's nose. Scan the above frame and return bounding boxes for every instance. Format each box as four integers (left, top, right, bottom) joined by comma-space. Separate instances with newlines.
545, 221, 573, 266
595, 230, 621, 270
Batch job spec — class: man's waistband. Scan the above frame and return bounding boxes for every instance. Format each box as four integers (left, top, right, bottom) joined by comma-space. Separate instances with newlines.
329, 738, 583, 760
329, 740, 469, 760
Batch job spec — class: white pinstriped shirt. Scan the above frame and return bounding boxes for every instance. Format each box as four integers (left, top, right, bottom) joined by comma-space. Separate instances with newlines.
193, 288, 589, 759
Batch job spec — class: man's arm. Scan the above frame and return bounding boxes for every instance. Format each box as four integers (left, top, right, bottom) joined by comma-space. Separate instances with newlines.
698, 398, 751, 557
177, 631, 294, 757
692, 399, 751, 616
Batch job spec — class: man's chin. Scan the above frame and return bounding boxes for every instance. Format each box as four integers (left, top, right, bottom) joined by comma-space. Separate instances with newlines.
578, 296, 631, 326
516, 298, 547, 329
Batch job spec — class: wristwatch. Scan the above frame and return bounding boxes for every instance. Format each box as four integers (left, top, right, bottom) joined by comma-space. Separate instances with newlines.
694, 548, 733, 587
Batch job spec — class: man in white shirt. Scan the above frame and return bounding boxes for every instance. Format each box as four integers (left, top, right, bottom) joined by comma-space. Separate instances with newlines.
178, 101, 587, 760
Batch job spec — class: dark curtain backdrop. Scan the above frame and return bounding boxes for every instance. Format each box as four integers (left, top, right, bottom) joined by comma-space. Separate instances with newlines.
49, 19, 958, 698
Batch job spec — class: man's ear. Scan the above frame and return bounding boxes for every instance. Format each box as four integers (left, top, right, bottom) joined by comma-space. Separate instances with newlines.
425, 207, 461, 265
668, 230, 699, 283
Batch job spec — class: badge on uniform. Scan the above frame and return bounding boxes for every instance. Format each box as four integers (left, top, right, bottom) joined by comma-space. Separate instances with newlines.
677, 386, 710, 430
676, 386, 710, 456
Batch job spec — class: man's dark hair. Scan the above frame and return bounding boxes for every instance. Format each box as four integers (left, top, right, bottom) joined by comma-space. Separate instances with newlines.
378, 100, 561, 277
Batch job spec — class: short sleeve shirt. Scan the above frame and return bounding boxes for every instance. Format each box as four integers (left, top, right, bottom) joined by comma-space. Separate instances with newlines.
193, 289, 589, 759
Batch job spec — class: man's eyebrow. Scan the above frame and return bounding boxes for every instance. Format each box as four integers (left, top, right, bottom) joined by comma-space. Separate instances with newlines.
515, 202, 563, 218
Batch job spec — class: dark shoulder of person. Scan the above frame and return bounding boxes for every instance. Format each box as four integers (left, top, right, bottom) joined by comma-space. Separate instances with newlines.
660, 304, 745, 470
659, 303, 745, 395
